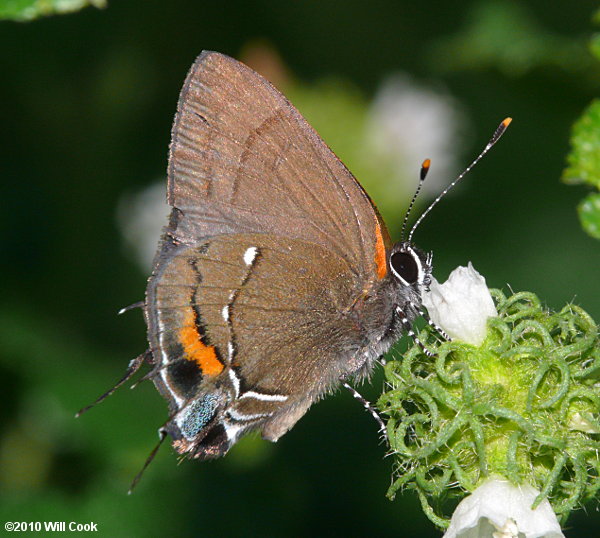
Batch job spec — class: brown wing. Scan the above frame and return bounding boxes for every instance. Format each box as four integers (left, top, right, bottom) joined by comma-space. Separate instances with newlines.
147, 234, 391, 445
148, 234, 370, 401
166, 51, 390, 283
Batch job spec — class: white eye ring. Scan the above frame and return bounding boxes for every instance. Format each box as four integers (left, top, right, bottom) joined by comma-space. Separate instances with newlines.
389, 247, 424, 287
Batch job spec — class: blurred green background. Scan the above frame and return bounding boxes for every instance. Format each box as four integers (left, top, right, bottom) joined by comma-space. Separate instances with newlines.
2, 1, 600, 536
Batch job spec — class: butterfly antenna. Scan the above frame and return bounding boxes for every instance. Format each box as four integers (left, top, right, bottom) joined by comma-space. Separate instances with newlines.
401, 159, 431, 241
407, 117, 512, 243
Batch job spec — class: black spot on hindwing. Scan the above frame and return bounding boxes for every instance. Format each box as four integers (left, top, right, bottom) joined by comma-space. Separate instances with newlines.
168, 359, 203, 399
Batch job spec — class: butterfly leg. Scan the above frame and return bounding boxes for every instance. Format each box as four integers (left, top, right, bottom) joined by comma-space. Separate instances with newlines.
426, 317, 451, 341
396, 306, 437, 358
414, 305, 451, 342
341, 380, 387, 441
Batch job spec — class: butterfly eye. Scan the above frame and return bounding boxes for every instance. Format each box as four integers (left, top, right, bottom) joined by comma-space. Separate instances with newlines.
390, 252, 419, 284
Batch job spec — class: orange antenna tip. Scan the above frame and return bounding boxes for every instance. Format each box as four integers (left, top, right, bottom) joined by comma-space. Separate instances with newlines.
420, 159, 431, 181
401, 158, 432, 239
408, 117, 512, 243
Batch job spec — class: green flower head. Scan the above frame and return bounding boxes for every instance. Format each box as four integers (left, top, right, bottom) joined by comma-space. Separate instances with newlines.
379, 264, 600, 535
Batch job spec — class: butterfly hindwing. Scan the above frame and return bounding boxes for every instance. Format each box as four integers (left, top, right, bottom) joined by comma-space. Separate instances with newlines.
146, 233, 393, 457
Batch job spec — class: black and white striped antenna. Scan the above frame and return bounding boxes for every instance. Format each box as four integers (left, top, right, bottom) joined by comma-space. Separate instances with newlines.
407, 117, 512, 243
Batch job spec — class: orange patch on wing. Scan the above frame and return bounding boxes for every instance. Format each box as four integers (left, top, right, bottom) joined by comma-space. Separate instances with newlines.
374, 221, 387, 279
178, 312, 224, 376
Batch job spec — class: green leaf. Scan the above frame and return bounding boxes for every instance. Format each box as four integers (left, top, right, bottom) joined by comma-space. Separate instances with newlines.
563, 100, 600, 189
0, 0, 105, 22
578, 192, 600, 239
427, 1, 591, 77
590, 33, 600, 61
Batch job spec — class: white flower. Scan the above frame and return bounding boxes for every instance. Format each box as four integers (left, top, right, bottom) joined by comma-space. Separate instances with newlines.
116, 180, 169, 272
568, 411, 600, 434
422, 263, 497, 346
365, 73, 465, 197
444, 479, 564, 538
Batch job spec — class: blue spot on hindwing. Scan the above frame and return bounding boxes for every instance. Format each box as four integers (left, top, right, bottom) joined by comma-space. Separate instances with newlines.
177, 394, 218, 440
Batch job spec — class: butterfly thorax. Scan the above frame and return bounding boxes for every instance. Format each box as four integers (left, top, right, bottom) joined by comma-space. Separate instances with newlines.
353, 241, 433, 374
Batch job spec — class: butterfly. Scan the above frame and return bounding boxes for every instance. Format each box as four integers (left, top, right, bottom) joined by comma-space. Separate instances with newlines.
79, 51, 509, 483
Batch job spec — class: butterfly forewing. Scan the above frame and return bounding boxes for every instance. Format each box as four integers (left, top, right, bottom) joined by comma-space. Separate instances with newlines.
166, 51, 390, 281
